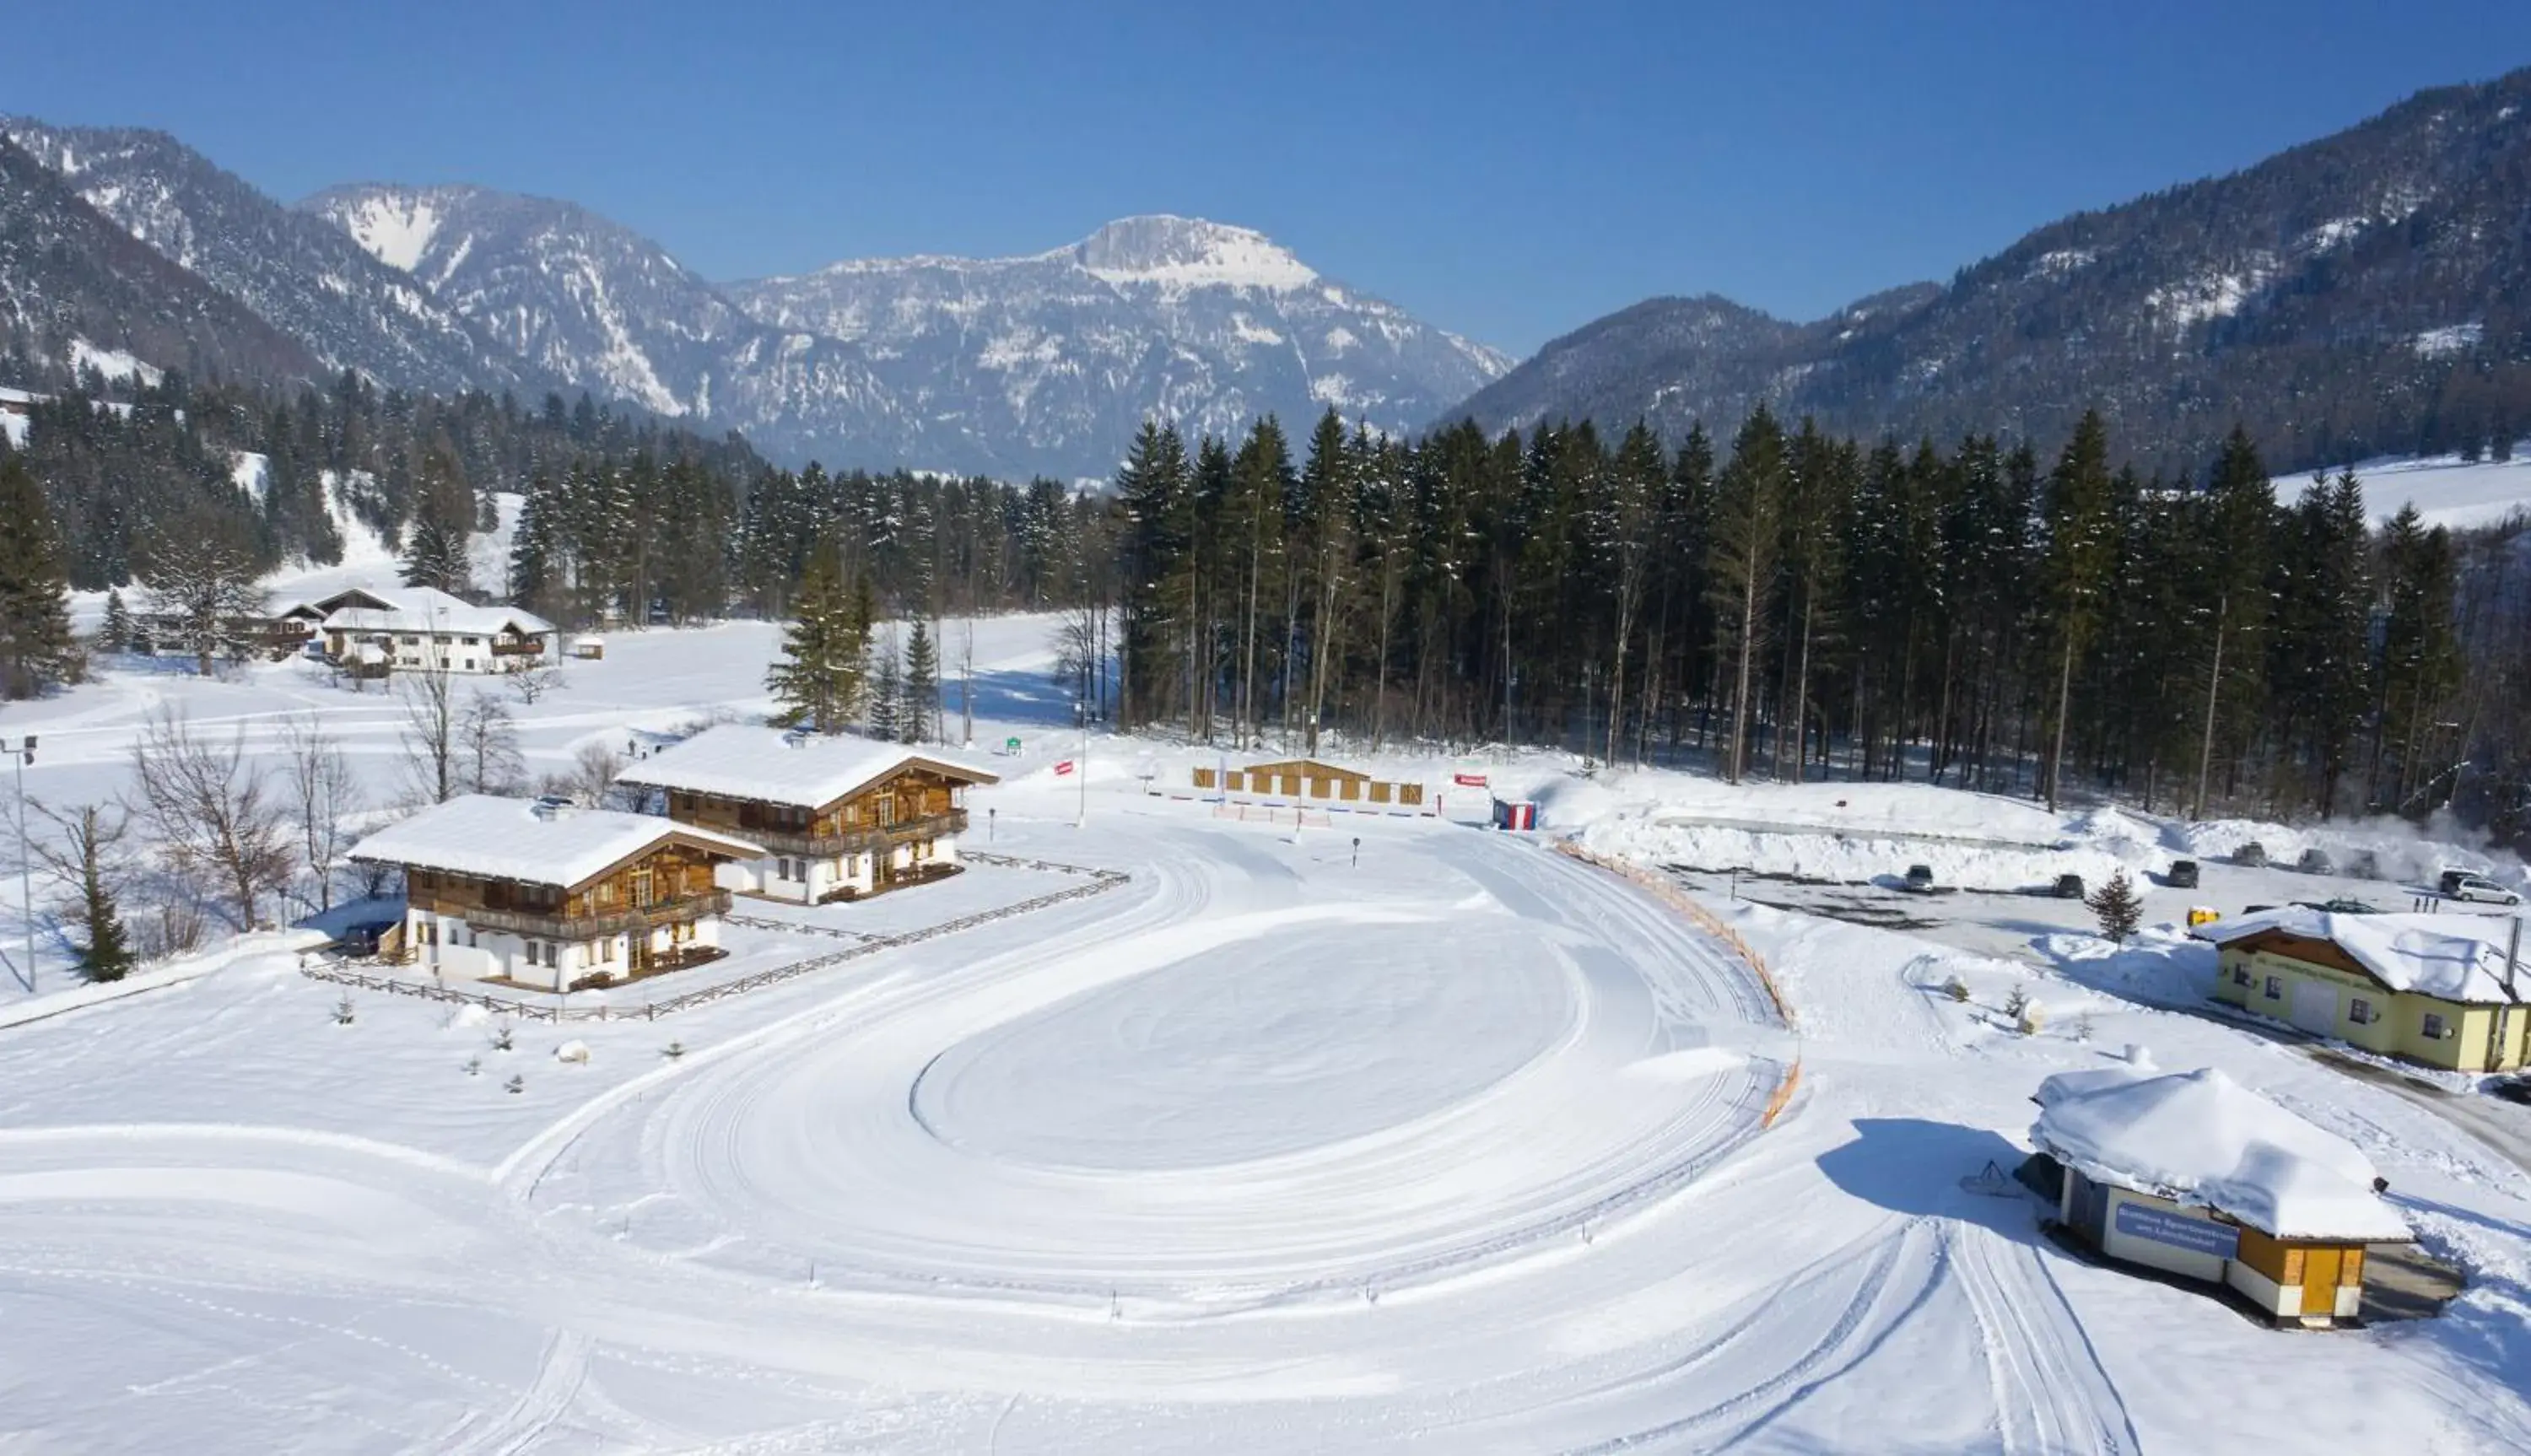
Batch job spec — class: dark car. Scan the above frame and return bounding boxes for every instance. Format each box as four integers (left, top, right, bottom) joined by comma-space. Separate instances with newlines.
2350, 849, 2383, 881
2296, 898, 2378, 915
2052, 873, 2086, 900
1903, 864, 1935, 892
325, 918, 399, 957
2232, 842, 2268, 868
2167, 860, 2200, 889
2296, 848, 2335, 876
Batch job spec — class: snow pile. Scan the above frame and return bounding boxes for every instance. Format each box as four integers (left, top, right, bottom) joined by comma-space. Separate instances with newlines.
2170, 811, 2526, 889
0, 930, 328, 1031
2036, 927, 2220, 1006
2196, 907, 2529, 1003
2032, 1066, 2411, 1240
1589, 816, 2130, 892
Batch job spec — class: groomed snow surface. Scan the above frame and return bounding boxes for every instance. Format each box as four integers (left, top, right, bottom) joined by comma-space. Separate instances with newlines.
2, 613, 2528, 1452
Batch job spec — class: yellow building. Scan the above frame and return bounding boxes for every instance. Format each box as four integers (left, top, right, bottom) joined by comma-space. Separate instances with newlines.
2196, 908, 2528, 1072
2032, 1066, 2412, 1328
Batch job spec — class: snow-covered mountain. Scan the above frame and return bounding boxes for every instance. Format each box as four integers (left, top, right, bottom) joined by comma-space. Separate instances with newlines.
0, 133, 318, 388
726, 215, 1513, 477
0, 120, 543, 398
284, 189, 1506, 477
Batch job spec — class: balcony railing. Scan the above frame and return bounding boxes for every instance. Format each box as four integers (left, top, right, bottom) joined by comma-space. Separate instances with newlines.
737, 808, 969, 858
453, 888, 732, 942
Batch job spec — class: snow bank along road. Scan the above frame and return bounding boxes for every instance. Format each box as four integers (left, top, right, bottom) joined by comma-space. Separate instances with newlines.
0, 815, 1863, 1453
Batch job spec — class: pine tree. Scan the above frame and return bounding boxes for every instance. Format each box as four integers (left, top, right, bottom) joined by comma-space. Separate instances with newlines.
2037, 412, 2117, 809
34, 801, 135, 982
2086, 868, 2143, 943
900, 616, 939, 744
765, 540, 855, 733
0, 455, 75, 698
869, 628, 903, 741
399, 441, 474, 595
1708, 407, 1786, 782
101, 587, 132, 655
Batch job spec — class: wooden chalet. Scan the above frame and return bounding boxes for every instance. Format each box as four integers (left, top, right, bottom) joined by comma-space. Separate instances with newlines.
2197, 907, 2528, 1072
613, 725, 1001, 903
349, 795, 762, 990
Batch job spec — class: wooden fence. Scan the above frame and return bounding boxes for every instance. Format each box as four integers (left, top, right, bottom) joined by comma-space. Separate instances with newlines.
304, 852, 1131, 1022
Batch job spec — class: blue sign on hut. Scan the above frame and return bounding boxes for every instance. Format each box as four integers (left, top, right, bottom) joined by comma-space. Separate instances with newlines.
2028, 1066, 2411, 1328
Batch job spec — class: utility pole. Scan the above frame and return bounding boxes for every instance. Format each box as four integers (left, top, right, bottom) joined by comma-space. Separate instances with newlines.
3, 736, 35, 993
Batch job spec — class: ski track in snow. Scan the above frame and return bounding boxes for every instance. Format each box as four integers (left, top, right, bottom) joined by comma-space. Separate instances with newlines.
11, 617, 2531, 1452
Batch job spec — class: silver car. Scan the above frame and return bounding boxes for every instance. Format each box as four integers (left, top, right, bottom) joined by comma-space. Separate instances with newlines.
2442, 871, 2523, 906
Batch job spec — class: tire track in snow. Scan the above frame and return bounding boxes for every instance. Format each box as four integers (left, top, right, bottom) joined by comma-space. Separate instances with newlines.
1949, 1222, 2140, 1456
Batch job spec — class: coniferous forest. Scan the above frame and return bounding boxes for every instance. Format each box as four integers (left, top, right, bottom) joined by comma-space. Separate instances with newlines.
6, 362, 2531, 851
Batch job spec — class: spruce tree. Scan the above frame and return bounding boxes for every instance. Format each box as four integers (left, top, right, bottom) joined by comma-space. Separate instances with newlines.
1707, 407, 1786, 782
765, 541, 851, 733
2086, 868, 2143, 944
2037, 412, 2116, 809
0, 455, 75, 698
901, 616, 939, 744
869, 628, 903, 741
101, 587, 132, 655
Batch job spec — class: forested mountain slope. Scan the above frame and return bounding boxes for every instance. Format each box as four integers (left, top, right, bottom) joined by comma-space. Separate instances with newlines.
1457, 68, 2531, 476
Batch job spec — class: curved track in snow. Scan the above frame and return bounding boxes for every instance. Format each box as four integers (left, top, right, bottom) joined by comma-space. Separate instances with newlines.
516, 826, 1789, 1311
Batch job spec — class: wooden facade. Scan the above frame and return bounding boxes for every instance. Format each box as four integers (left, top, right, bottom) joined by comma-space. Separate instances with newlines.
1193, 758, 1426, 806
395, 833, 745, 987
662, 766, 975, 903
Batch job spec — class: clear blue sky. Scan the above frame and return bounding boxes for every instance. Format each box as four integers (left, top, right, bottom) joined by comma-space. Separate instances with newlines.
11, 1, 2531, 356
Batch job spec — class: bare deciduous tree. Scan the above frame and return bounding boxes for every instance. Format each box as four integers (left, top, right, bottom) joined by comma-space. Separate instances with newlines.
460, 691, 525, 795
541, 740, 626, 809
127, 707, 295, 930
397, 666, 457, 806
507, 663, 564, 705
280, 714, 363, 912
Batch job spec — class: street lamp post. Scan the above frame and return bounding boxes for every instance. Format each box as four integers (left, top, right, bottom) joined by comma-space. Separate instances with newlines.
3, 736, 35, 993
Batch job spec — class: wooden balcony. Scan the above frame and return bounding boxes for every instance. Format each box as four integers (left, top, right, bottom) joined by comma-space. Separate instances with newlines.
739, 808, 969, 858
456, 889, 732, 942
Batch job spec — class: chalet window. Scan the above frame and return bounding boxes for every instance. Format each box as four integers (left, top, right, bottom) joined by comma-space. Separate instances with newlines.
463, 636, 481, 646
2349, 998, 2376, 1025
402, 635, 419, 646
2231, 966, 2252, 987
2264, 976, 2283, 1000
2423, 1012, 2448, 1039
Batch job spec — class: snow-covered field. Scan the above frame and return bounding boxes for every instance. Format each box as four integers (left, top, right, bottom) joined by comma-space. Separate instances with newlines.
3, 612, 2530, 1453
2303, 449, 2531, 530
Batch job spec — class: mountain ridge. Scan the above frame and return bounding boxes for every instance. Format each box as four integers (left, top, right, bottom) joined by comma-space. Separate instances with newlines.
1453, 67, 2531, 474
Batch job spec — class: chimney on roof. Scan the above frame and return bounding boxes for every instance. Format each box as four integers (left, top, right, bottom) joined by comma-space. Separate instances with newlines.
531, 794, 575, 822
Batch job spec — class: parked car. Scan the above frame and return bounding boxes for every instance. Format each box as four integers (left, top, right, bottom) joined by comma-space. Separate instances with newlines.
1903, 864, 1935, 893
2232, 842, 2268, 868
2495, 1075, 2531, 1108
325, 918, 400, 957
2349, 849, 2383, 881
2296, 848, 2335, 876
2438, 870, 2523, 906
2167, 860, 2200, 889
2296, 898, 2378, 915
2052, 873, 2086, 900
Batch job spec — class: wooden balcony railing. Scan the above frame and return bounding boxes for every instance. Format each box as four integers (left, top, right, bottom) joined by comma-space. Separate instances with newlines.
456, 888, 732, 942
737, 808, 969, 858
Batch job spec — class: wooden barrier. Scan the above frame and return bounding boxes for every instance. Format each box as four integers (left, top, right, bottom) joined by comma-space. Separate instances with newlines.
306, 853, 1131, 1022
1552, 839, 1805, 1129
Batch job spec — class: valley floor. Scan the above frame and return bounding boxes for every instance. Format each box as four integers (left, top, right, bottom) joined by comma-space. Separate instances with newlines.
3, 614, 2528, 1453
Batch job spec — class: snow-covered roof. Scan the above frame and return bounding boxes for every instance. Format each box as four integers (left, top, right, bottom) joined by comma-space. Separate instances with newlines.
317, 585, 553, 639
614, 725, 1000, 809
349, 795, 761, 888
2031, 1067, 2410, 1241
2195, 907, 2526, 1004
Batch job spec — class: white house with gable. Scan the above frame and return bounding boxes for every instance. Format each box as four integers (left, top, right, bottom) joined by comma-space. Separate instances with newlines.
285, 585, 556, 674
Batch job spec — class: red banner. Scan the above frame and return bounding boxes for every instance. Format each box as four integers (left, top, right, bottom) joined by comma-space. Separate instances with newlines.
1453, 772, 1488, 787
1054, 759, 1076, 776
